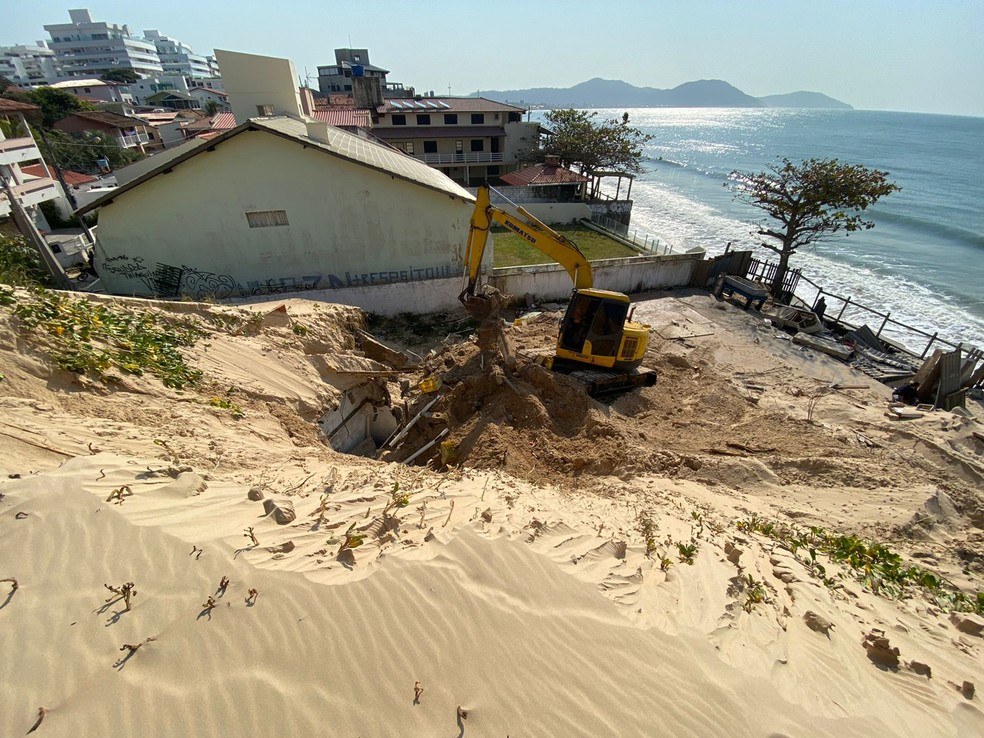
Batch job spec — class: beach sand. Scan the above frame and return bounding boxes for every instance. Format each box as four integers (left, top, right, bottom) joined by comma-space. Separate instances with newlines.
1, 289, 982, 736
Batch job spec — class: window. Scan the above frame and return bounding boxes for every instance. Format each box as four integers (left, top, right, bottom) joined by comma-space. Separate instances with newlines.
245, 210, 289, 228
487, 165, 500, 175
444, 113, 458, 125
470, 139, 484, 152
508, 112, 521, 123
392, 114, 406, 126
416, 114, 431, 125
256, 104, 274, 116
471, 113, 484, 124
405, 142, 414, 155
423, 141, 437, 154
455, 140, 463, 153
353, 54, 361, 62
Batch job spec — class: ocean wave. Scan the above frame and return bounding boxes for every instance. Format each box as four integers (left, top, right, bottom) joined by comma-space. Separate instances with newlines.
871, 209, 984, 248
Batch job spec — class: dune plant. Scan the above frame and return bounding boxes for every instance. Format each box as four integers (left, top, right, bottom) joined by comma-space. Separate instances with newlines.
209, 396, 244, 419
736, 516, 984, 614
638, 514, 658, 557
246, 588, 258, 605
742, 575, 767, 612
9, 289, 204, 388
677, 542, 697, 565
244, 527, 259, 546
336, 522, 365, 555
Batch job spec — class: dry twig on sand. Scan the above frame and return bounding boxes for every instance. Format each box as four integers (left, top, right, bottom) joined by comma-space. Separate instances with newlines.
218, 576, 230, 594
201, 596, 217, 613
245, 588, 258, 606
104, 581, 137, 610
0, 577, 18, 591
414, 681, 424, 703
105, 485, 132, 504
244, 527, 259, 546
26, 706, 45, 734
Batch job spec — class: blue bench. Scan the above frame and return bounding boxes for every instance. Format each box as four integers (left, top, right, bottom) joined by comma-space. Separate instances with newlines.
715, 275, 769, 311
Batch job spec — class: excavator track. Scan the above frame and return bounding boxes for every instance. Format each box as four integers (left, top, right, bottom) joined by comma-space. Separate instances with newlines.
552, 360, 658, 397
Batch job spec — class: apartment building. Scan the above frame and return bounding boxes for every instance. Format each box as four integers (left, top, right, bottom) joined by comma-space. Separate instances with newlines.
0, 44, 62, 88
317, 49, 389, 95
371, 96, 536, 186
143, 30, 211, 78
43, 9, 164, 79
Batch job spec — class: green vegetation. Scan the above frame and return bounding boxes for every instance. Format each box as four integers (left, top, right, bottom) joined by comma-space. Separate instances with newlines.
728, 158, 900, 294
492, 223, 636, 268
209, 396, 244, 419
521, 109, 653, 175
0, 234, 54, 289
7, 288, 204, 388
737, 515, 984, 615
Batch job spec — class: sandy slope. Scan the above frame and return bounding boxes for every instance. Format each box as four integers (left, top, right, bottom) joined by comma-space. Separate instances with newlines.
1, 288, 982, 737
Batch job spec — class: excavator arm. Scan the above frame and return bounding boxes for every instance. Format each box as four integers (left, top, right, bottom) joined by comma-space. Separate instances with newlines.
459, 185, 592, 310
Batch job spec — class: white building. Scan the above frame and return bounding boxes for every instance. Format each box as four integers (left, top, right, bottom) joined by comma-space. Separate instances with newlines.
143, 30, 211, 78
78, 116, 474, 302
0, 43, 62, 87
43, 9, 163, 79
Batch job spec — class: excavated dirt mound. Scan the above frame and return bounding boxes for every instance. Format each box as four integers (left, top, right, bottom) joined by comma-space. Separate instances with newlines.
380, 311, 975, 500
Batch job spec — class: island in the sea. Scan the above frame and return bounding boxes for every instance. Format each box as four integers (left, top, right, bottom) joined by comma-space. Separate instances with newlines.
474, 78, 852, 109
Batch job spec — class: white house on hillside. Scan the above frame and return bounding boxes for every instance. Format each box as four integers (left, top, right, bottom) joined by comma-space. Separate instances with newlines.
78, 116, 475, 300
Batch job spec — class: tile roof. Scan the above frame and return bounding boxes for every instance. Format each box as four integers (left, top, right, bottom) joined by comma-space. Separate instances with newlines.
63, 110, 150, 129
501, 163, 590, 187
78, 116, 474, 215
182, 112, 236, 132
371, 126, 504, 141
0, 97, 39, 113
21, 163, 97, 186
310, 109, 371, 128
146, 90, 196, 101
378, 96, 525, 114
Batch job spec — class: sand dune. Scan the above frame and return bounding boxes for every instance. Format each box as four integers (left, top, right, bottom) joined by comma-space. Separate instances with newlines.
1, 289, 982, 736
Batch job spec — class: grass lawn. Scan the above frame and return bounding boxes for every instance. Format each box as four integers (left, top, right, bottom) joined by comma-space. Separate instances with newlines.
491, 223, 638, 268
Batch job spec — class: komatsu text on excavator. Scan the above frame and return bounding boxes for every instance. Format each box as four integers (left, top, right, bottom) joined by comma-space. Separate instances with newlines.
459, 185, 657, 395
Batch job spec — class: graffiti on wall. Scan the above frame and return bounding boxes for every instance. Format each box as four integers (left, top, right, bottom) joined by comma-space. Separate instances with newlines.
100, 254, 463, 299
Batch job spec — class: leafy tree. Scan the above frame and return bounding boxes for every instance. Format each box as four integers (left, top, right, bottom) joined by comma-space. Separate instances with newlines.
203, 99, 219, 116
44, 129, 142, 173
522, 109, 653, 178
0, 87, 95, 128
729, 158, 900, 295
101, 68, 140, 84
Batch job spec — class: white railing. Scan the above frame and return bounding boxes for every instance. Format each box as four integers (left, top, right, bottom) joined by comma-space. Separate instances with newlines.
118, 132, 150, 148
415, 152, 504, 165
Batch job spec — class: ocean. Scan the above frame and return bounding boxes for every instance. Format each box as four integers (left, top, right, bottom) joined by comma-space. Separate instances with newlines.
535, 108, 984, 352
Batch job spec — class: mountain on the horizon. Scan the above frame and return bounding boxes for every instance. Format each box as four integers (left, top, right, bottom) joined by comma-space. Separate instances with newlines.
757, 90, 852, 109
474, 78, 851, 110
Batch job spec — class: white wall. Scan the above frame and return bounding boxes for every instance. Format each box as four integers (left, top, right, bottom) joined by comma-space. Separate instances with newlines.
214, 50, 301, 124
226, 254, 701, 316
93, 131, 472, 298
490, 254, 699, 303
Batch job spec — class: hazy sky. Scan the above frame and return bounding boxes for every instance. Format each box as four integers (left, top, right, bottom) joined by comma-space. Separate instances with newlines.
7, 1, 984, 116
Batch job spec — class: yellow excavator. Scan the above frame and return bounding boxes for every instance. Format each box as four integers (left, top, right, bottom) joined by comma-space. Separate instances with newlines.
459, 185, 657, 395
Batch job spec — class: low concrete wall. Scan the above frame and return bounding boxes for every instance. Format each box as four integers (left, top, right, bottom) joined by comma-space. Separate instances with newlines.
490, 254, 699, 304
228, 253, 701, 315
495, 201, 592, 225
229, 275, 466, 316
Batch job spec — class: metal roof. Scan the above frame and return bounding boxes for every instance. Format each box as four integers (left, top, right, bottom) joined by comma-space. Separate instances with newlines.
380, 96, 525, 114
77, 115, 474, 215
371, 126, 505, 140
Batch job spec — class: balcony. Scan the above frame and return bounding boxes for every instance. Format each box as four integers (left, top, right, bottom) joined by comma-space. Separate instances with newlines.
415, 152, 504, 165
118, 132, 150, 148
0, 137, 43, 165
0, 176, 59, 216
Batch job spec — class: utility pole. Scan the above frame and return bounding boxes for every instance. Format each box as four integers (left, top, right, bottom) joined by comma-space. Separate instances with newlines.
0, 165, 73, 290
33, 125, 95, 245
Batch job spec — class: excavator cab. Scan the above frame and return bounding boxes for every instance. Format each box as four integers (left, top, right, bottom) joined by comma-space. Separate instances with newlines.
558, 291, 627, 358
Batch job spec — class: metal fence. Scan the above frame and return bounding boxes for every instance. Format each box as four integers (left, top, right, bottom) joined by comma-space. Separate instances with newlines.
747, 257, 981, 359
588, 212, 678, 255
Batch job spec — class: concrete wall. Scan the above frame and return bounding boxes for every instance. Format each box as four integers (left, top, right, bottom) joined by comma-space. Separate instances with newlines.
214, 50, 301, 123
490, 254, 699, 304
93, 130, 472, 298
227, 253, 700, 316
496, 201, 592, 225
